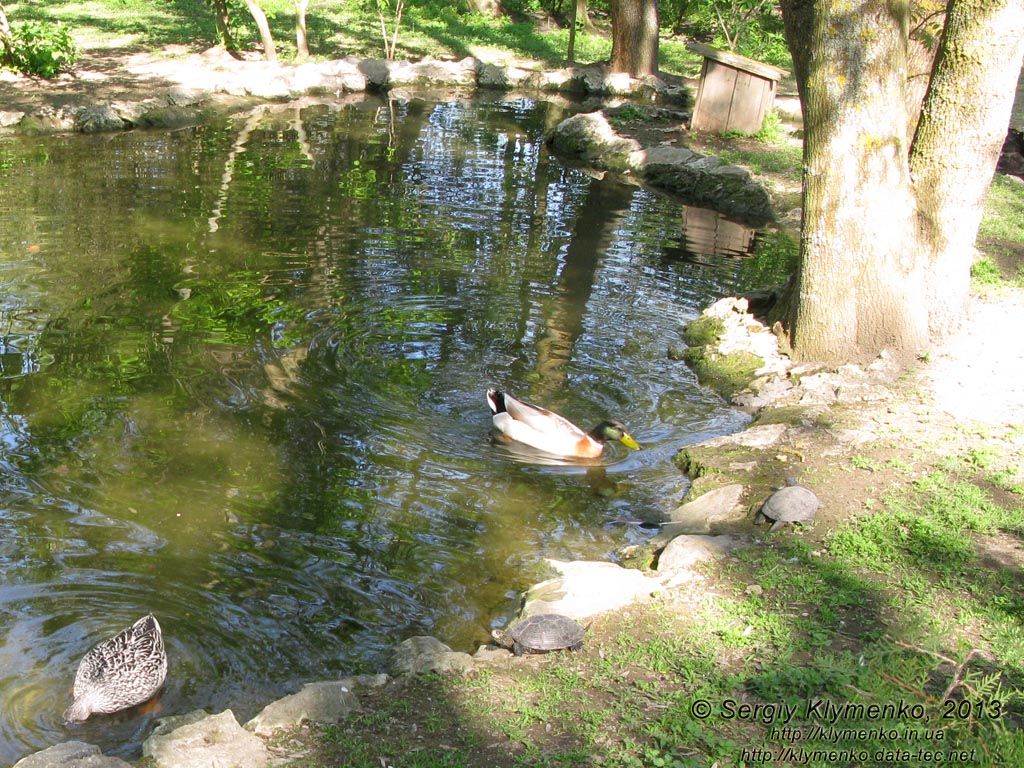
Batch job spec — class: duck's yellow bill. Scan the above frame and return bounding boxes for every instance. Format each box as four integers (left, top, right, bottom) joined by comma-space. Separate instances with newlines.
621, 434, 641, 450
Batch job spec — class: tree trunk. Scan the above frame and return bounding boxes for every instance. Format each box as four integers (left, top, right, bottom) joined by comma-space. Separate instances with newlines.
295, 0, 310, 59
466, 0, 502, 16
781, 0, 928, 361
243, 0, 278, 62
609, 0, 659, 77
779, 0, 1024, 363
577, 0, 598, 34
911, 0, 1024, 336
209, 0, 242, 58
0, 1, 14, 63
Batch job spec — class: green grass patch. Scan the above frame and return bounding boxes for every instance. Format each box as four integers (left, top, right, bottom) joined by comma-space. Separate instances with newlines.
975, 173, 1024, 288
4, 0, 704, 77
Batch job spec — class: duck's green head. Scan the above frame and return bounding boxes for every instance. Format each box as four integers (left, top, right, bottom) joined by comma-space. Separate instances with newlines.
592, 420, 641, 450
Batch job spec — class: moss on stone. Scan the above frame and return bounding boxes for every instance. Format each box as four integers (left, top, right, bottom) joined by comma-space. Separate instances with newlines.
682, 347, 763, 400
681, 315, 726, 347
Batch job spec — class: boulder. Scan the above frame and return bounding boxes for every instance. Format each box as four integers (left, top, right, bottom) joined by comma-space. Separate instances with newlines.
247, 680, 361, 736
667, 483, 747, 534
546, 111, 642, 172
12, 742, 132, 768
391, 636, 475, 676
75, 104, 127, 133
657, 534, 742, 585
476, 62, 535, 90
521, 559, 663, 619
143, 709, 271, 768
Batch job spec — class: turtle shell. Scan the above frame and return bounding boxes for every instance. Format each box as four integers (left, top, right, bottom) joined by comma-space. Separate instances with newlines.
501, 614, 585, 656
762, 485, 821, 525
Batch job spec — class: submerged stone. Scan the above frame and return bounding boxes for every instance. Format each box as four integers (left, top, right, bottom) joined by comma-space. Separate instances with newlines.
12, 741, 132, 768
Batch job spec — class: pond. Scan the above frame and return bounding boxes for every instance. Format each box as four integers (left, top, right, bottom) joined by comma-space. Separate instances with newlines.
0, 92, 792, 763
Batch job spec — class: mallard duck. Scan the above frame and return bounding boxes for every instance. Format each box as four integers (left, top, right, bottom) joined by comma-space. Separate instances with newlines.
487, 388, 640, 459
63, 614, 167, 722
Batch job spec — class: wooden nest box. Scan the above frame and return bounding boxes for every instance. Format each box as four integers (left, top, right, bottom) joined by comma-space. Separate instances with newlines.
686, 42, 789, 134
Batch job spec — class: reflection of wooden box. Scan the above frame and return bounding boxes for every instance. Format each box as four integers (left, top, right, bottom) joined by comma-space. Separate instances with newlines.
686, 42, 789, 134
682, 206, 756, 260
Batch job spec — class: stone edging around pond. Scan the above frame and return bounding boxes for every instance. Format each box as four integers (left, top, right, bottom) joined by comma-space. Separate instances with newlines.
0, 54, 684, 137
547, 110, 776, 224
647, 296, 906, 542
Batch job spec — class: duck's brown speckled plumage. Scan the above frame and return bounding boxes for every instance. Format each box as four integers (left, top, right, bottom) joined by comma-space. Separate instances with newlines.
64, 614, 167, 722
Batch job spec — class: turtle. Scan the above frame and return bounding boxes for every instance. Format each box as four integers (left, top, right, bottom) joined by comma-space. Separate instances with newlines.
755, 479, 821, 533
491, 614, 585, 656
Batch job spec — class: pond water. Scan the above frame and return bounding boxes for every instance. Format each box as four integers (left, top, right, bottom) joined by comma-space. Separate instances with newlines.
0, 93, 792, 763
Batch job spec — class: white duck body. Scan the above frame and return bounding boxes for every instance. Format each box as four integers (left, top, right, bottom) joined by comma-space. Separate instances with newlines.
487, 389, 639, 459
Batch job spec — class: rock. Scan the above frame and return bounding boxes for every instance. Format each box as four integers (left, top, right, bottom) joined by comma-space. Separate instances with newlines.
733, 376, 794, 413
247, 680, 361, 736
538, 67, 576, 91
137, 105, 203, 129
165, 86, 210, 106
357, 58, 392, 88
679, 298, 786, 399
476, 62, 534, 89
316, 60, 368, 93
731, 423, 788, 448
629, 144, 698, 171
547, 112, 774, 222
547, 111, 642, 172
668, 483, 747, 533
12, 741, 132, 768
657, 534, 742, 585
473, 644, 514, 662
521, 559, 663, 619
75, 104, 127, 133
1, 110, 26, 127
391, 636, 476, 676
143, 709, 271, 768
572, 65, 634, 95
17, 110, 75, 135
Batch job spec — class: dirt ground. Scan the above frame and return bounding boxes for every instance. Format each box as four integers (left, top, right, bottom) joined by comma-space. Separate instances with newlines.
0, 45, 268, 114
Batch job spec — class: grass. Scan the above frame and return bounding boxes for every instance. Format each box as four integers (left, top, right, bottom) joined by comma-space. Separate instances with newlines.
271, 439, 1024, 766
975, 174, 1024, 288
4, 0, 704, 77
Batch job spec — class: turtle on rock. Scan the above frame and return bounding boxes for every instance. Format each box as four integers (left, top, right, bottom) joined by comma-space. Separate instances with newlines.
755, 479, 821, 533
491, 614, 585, 656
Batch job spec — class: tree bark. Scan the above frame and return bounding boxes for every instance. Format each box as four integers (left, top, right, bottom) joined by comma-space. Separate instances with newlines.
911, 0, 1024, 335
781, 0, 928, 361
295, 0, 310, 59
779, 0, 1024, 362
576, 0, 598, 34
0, 1, 14, 63
243, 0, 278, 62
209, 0, 242, 58
466, 0, 502, 16
609, 0, 659, 77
